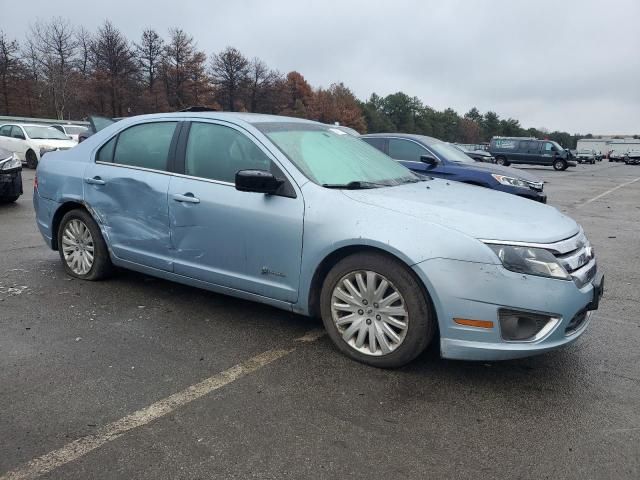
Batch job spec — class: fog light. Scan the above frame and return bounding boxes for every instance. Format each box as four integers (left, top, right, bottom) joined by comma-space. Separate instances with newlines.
499, 309, 559, 342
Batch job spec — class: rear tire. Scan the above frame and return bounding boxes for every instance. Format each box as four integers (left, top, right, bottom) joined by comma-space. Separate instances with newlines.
57, 209, 113, 281
26, 150, 38, 169
320, 252, 436, 368
553, 158, 568, 171
495, 156, 509, 166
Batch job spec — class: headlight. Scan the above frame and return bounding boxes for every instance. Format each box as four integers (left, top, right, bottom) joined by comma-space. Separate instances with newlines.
491, 174, 529, 188
486, 243, 571, 280
0, 153, 21, 171
40, 146, 58, 157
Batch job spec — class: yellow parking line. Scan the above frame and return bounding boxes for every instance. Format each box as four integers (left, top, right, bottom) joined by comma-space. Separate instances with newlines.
0, 329, 325, 480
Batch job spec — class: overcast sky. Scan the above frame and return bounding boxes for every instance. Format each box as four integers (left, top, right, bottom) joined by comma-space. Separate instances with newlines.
1, 0, 639, 134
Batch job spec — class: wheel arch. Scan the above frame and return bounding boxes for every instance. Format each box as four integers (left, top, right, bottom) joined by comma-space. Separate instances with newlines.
51, 201, 90, 250
306, 245, 436, 324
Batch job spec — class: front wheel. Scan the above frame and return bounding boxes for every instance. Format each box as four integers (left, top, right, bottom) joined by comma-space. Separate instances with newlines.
553, 158, 568, 171
320, 252, 436, 368
495, 156, 509, 166
57, 209, 113, 280
26, 150, 38, 169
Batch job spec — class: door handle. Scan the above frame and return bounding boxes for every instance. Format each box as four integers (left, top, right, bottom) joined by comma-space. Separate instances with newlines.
172, 193, 200, 204
85, 176, 106, 185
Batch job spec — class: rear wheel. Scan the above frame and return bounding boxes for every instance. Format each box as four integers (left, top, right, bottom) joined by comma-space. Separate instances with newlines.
320, 252, 436, 368
57, 209, 113, 280
26, 150, 38, 169
553, 158, 568, 171
495, 156, 509, 166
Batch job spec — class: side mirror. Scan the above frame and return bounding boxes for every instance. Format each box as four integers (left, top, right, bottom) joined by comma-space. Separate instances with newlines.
420, 154, 439, 167
13, 133, 25, 140
235, 169, 284, 194
551, 146, 558, 152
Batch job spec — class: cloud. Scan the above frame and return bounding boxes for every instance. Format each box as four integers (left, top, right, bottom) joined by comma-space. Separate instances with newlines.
1, 0, 638, 133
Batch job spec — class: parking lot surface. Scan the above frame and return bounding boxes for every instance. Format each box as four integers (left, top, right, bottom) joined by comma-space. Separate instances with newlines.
1, 164, 639, 479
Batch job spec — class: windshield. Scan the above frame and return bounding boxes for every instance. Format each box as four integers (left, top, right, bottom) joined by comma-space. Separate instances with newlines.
430, 142, 475, 164
257, 122, 419, 187
64, 126, 88, 135
24, 126, 69, 140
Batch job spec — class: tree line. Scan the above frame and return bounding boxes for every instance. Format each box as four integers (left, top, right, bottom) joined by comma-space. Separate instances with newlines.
1, 18, 583, 147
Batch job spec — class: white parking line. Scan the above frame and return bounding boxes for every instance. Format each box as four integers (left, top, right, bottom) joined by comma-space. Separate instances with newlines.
577, 177, 640, 207
0, 329, 326, 480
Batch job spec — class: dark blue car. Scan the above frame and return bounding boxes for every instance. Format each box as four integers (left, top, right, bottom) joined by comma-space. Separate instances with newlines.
360, 133, 546, 202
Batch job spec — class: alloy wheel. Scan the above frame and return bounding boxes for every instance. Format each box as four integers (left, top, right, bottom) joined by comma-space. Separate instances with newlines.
61, 219, 95, 275
330, 270, 409, 356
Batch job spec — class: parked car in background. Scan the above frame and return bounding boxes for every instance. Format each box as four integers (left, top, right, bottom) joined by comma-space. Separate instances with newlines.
575, 149, 596, 164
0, 124, 76, 168
0, 146, 22, 203
623, 150, 640, 165
78, 116, 117, 143
489, 137, 576, 171
609, 151, 624, 162
453, 144, 495, 163
50, 124, 88, 142
361, 133, 546, 202
33, 112, 602, 367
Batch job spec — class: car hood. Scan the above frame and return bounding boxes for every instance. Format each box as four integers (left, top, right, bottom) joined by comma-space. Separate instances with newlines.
451, 161, 542, 182
343, 179, 578, 243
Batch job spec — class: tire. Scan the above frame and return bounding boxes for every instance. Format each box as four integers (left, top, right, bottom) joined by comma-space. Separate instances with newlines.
26, 150, 38, 169
320, 252, 436, 368
0, 195, 20, 203
57, 209, 113, 280
495, 156, 509, 166
553, 158, 568, 171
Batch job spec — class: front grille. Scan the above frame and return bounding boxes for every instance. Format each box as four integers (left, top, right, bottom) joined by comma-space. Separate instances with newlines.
525, 181, 544, 192
548, 230, 596, 288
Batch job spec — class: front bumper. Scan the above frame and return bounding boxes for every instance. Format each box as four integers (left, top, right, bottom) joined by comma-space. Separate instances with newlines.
412, 258, 602, 361
0, 169, 23, 199
493, 184, 547, 203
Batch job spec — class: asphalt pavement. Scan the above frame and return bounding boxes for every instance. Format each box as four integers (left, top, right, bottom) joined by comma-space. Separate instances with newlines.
1, 163, 639, 479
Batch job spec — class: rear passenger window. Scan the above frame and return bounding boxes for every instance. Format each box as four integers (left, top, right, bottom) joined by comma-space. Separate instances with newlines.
362, 137, 386, 153
0, 125, 11, 137
185, 122, 272, 183
113, 122, 177, 171
96, 137, 116, 162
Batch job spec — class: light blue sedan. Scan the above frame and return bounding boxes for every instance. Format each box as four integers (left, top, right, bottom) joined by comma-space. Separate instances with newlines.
33, 113, 603, 367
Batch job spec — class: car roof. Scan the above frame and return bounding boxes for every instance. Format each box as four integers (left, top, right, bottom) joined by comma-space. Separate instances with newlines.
112, 112, 321, 126
360, 132, 443, 146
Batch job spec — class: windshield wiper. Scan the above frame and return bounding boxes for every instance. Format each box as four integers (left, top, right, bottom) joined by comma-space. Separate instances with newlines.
322, 181, 387, 190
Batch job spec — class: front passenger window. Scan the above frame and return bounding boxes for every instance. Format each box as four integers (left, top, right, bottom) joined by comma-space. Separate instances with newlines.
113, 122, 177, 171
185, 122, 272, 183
0, 125, 11, 137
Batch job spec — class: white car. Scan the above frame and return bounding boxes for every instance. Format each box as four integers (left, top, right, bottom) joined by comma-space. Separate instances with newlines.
0, 124, 77, 168
50, 124, 88, 143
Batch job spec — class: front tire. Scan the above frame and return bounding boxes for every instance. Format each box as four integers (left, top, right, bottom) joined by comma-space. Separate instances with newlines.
320, 252, 436, 368
553, 158, 568, 171
26, 150, 38, 169
57, 209, 113, 280
0, 195, 19, 203
495, 156, 509, 166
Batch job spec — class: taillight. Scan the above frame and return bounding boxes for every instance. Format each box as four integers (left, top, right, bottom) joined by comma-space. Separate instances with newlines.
34, 174, 38, 191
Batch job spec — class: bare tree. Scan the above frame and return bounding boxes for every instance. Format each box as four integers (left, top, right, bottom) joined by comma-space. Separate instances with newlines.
0, 31, 21, 114
163, 28, 200, 108
28, 17, 78, 118
135, 29, 164, 92
76, 26, 92, 77
210, 46, 249, 111
246, 57, 280, 113
90, 21, 138, 117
